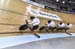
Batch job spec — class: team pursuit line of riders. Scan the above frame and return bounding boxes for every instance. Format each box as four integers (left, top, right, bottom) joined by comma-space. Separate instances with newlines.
19, 16, 72, 32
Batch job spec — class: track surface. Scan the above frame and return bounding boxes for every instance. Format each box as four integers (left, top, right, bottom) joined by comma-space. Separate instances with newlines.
4, 36, 75, 49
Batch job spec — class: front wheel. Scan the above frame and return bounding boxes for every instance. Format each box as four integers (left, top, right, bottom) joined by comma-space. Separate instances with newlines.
19, 24, 28, 30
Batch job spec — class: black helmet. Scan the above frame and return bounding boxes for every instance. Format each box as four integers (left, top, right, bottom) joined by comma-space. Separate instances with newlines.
67, 23, 70, 25
59, 22, 62, 25
30, 16, 35, 20
48, 20, 51, 23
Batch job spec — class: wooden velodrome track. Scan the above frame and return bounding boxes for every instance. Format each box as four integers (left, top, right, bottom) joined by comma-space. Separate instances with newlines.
0, 0, 75, 37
